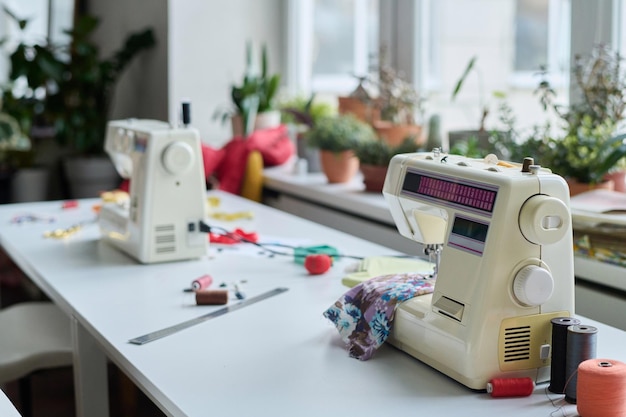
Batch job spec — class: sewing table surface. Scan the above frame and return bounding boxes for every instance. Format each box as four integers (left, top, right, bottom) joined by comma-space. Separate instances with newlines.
0, 190, 625, 417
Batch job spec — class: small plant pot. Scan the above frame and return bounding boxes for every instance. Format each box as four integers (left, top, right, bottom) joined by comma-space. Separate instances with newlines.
338, 97, 380, 124
566, 178, 614, 196
604, 170, 626, 192
373, 121, 423, 147
360, 164, 388, 193
319, 150, 359, 183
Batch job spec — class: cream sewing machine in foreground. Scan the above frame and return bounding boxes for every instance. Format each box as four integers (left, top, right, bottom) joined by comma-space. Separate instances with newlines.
99, 119, 208, 264
383, 151, 575, 390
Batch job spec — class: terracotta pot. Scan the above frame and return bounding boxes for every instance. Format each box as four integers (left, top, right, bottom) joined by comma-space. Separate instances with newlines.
604, 170, 626, 192
566, 178, 614, 196
319, 150, 359, 183
338, 97, 380, 124
373, 121, 423, 147
360, 164, 388, 193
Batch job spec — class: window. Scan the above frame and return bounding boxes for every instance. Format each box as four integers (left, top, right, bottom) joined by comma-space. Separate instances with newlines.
0, 0, 74, 85
288, 1, 622, 146
416, 0, 571, 139
286, 0, 379, 96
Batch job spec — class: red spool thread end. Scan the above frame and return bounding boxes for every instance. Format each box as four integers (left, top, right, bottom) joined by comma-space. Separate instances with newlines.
487, 377, 535, 398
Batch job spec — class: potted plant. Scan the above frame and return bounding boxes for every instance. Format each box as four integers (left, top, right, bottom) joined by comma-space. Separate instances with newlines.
2, 8, 155, 198
304, 114, 376, 183
279, 93, 336, 172
544, 117, 626, 194
371, 54, 424, 147
337, 75, 380, 124
354, 136, 420, 192
536, 44, 626, 194
448, 56, 511, 155
214, 42, 281, 138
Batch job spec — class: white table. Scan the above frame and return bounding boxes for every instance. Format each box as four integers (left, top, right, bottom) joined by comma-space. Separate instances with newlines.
1, 190, 626, 417
0, 389, 20, 417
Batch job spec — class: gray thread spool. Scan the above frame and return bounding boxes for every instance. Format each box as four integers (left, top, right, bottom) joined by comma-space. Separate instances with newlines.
549, 317, 581, 394
564, 324, 598, 403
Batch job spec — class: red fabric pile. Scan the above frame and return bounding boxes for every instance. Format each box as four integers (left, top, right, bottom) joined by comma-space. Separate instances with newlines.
120, 125, 294, 195
202, 125, 294, 194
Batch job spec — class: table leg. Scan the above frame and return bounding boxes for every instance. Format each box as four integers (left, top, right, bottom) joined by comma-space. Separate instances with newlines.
71, 316, 110, 417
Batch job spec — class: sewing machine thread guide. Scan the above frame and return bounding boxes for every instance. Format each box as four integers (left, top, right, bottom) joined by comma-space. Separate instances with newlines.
128, 287, 289, 345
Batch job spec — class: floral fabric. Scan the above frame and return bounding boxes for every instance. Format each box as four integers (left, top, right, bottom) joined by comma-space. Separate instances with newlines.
323, 272, 435, 360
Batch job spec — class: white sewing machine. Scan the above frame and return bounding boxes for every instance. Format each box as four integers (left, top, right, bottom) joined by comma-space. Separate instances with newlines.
99, 119, 208, 264
383, 151, 575, 390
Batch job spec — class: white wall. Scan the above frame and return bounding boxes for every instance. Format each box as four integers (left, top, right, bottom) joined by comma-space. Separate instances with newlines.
88, 0, 169, 123
89, 0, 286, 148
168, 0, 285, 147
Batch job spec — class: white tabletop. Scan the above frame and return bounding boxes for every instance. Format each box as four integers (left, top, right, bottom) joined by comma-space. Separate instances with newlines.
1, 191, 625, 417
0, 390, 20, 417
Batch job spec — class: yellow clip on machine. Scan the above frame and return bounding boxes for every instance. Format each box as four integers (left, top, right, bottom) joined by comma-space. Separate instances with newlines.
382, 151, 575, 390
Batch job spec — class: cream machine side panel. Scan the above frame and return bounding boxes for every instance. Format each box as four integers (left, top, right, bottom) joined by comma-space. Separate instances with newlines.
99, 119, 208, 264
383, 152, 574, 390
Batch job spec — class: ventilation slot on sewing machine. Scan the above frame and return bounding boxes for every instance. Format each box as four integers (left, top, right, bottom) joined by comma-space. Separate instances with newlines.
503, 325, 531, 362
154, 224, 176, 253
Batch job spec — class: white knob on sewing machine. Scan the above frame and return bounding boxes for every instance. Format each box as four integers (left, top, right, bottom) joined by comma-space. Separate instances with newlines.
513, 265, 554, 307
162, 141, 195, 175
518, 195, 570, 245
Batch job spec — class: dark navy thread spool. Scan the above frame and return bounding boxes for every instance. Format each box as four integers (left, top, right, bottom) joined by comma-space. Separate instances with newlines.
564, 324, 597, 403
549, 317, 581, 394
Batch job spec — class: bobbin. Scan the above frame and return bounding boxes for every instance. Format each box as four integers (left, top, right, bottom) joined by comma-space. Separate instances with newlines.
577, 358, 626, 417
549, 316, 581, 394
564, 324, 598, 404
486, 377, 534, 398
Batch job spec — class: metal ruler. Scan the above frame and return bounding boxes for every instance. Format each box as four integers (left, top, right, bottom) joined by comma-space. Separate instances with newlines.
129, 287, 289, 345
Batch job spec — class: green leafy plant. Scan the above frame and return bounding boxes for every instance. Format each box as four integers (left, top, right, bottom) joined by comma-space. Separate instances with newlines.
279, 94, 336, 128
376, 54, 422, 125
451, 56, 508, 133
0, 111, 32, 169
535, 44, 626, 183
546, 116, 626, 184
1, 7, 155, 156
214, 42, 280, 137
304, 114, 377, 153
354, 136, 419, 166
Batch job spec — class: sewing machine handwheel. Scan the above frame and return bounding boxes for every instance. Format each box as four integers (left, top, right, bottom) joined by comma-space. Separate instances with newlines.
518, 195, 570, 245
513, 265, 554, 307
162, 141, 195, 175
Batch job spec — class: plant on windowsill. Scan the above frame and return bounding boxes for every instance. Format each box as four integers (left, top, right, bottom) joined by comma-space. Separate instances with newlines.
354, 136, 420, 192
278, 93, 336, 172
371, 56, 425, 147
448, 56, 511, 156
536, 44, 626, 194
213, 42, 281, 138
304, 114, 377, 183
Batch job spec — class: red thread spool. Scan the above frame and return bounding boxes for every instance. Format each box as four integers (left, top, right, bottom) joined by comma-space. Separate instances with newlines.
191, 274, 213, 291
486, 378, 534, 397
577, 359, 626, 417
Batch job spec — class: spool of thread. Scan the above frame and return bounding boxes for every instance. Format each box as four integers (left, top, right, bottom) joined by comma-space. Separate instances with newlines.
486, 377, 534, 397
191, 274, 213, 291
577, 359, 626, 417
195, 289, 228, 305
565, 324, 598, 403
549, 317, 581, 393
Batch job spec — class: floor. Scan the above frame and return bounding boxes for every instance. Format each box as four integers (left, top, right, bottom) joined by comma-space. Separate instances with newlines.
0, 255, 166, 417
